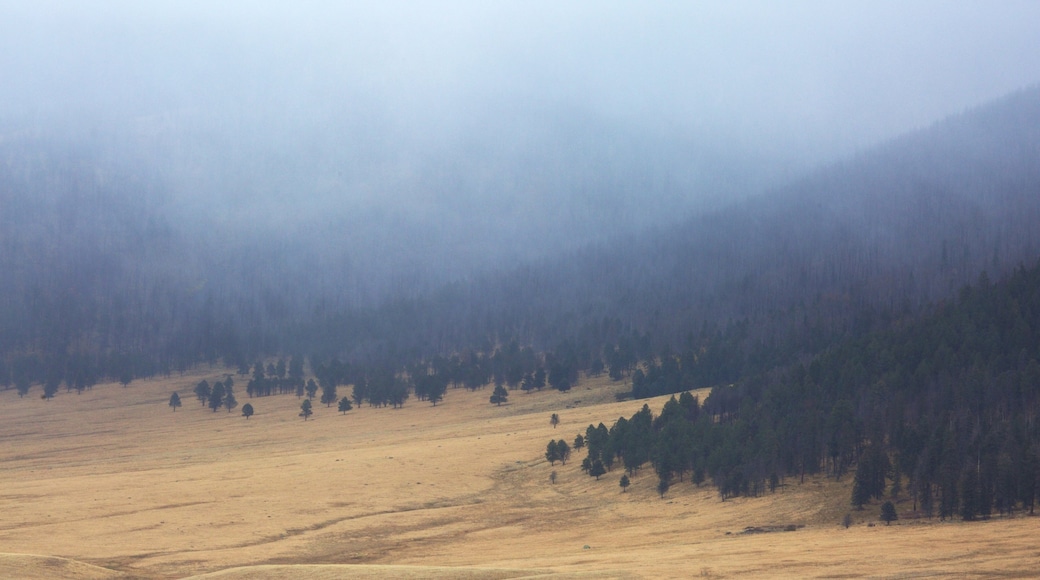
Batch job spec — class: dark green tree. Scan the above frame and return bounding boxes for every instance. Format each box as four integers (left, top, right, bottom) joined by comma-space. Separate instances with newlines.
338, 397, 352, 414
550, 413, 560, 429
223, 391, 238, 413
590, 459, 606, 480
299, 398, 313, 420
557, 440, 571, 465
574, 434, 585, 450
620, 474, 631, 493
252, 361, 265, 383
194, 380, 210, 405
880, 501, 898, 525
242, 403, 254, 419
320, 381, 338, 407
169, 392, 182, 412
490, 384, 508, 406
305, 379, 318, 400
533, 368, 547, 391
546, 440, 560, 465
657, 477, 670, 498
289, 356, 304, 382
427, 381, 445, 406
208, 382, 225, 412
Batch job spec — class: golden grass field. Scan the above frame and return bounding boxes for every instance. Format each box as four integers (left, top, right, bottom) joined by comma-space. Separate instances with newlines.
0, 370, 1037, 579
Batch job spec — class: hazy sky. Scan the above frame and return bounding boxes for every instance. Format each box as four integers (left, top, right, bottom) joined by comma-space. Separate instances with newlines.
2, 1, 1039, 300
3, 1, 1038, 158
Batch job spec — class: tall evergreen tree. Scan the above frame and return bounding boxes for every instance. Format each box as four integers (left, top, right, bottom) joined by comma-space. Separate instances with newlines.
223, 391, 238, 413
546, 440, 560, 466
194, 380, 210, 405
208, 382, 225, 412
490, 384, 508, 406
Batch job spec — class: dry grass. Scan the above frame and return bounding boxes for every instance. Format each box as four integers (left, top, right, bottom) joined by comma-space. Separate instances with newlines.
0, 371, 1036, 579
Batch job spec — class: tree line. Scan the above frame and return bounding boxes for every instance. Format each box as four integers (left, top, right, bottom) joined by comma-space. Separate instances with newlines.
563, 260, 1040, 520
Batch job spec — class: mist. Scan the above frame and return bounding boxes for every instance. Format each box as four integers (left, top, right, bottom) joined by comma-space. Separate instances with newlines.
2, 1, 1040, 303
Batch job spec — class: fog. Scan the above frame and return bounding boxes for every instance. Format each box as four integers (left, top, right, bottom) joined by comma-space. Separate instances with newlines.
2, 1, 1039, 297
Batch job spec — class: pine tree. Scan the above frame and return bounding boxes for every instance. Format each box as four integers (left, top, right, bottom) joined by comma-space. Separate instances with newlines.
557, 440, 571, 465
223, 392, 237, 413
242, 403, 254, 419
550, 413, 560, 429
546, 440, 560, 466
208, 382, 225, 412
620, 474, 630, 493
194, 380, 210, 405
299, 399, 313, 420
338, 397, 352, 414
490, 384, 508, 406
320, 381, 338, 407
169, 392, 182, 412
657, 477, 670, 498
590, 459, 606, 480
880, 501, 898, 525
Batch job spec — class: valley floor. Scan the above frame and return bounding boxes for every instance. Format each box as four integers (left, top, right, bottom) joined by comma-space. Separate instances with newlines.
0, 372, 1036, 579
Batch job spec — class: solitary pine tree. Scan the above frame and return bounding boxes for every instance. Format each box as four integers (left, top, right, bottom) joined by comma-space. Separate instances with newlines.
338, 397, 352, 414
299, 399, 313, 420
620, 474, 631, 493
550, 470, 558, 485
880, 501, 898, 525
242, 403, 254, 419
550, 413, 560, 429
490, 384, 508, 406
169, 392, 182, 412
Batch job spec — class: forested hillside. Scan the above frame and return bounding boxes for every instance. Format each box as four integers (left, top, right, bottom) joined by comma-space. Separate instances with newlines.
1, 87, 1039, 398
572, 258, 1040, 520
297, 87, 1040, 373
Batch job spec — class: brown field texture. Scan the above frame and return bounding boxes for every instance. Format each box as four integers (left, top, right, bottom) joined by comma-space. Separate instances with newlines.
0, 370, 1037, 579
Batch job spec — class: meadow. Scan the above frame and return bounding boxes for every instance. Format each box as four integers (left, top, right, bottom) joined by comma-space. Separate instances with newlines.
0, 371, 1036, 579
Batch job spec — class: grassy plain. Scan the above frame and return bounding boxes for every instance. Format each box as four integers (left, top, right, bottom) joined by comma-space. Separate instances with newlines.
0, 370, 1037, 579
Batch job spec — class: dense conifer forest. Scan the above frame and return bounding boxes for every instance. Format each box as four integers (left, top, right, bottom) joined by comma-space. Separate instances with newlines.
572, 260, 1040, 518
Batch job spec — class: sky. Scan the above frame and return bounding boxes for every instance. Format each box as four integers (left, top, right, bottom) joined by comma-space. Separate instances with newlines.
1, 1, 1039, 281
3, 1, 1038, 156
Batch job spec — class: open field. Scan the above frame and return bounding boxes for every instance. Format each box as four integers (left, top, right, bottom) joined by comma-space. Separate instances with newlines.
0, 371, 1037, 579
